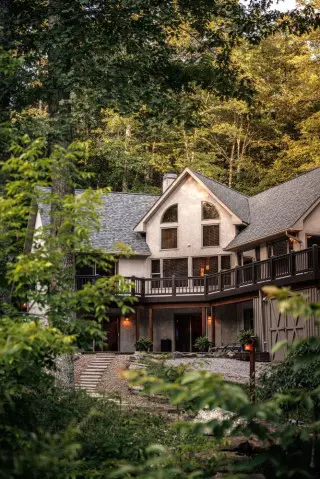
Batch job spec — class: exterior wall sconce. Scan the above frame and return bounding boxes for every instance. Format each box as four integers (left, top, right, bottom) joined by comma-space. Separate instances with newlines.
207, 315, 212, 323
123, 315, 131, 326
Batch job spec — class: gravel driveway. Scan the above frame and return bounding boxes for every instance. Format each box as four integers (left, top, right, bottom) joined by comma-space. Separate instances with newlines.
165, 357, 271, 384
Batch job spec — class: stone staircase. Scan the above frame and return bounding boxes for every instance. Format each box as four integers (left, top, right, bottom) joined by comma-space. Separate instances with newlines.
77, 353, 114, 394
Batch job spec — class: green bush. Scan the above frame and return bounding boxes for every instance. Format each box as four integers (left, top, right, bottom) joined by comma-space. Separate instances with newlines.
194, 336, 211, 352
257, 337, 320, 420
135, 337, 153, 352
237, 329, 254, 345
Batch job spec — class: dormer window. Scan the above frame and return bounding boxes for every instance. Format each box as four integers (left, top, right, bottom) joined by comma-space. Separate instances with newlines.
161, 204, 178, 223
202, 202, 220, 220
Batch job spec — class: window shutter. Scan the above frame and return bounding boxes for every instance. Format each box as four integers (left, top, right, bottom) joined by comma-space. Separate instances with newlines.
163, 258, 188, 277
161, 228, 177, 249
203, 225, 219, 247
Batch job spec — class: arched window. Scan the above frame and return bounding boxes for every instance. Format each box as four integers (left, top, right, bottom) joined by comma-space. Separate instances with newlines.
161, 204, 178, 223
202, 202, 219, 220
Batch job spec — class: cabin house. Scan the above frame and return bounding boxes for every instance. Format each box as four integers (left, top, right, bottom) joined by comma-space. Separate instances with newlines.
30, 167, 320, 360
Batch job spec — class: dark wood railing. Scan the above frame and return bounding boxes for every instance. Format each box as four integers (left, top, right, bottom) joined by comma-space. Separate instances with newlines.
75, 245, 320, 299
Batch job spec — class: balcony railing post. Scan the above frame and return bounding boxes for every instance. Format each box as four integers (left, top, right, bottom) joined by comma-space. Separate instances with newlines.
172, 274, 176, 296
131, 275, 136, 296
141, 278, 145, 297
312, 244, 319, 274
235, 266, 239, 288
252, 262, 256, 284
218, 271, 222, 291
289, 251, 295, 276
270, 257, 274, 280
204, 274, 208, 296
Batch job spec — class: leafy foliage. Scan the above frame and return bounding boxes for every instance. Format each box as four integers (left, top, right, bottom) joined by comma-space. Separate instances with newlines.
194, 336, 211, 352
135, 337, 153, 352
126, 287, 320, 478
237, 329, 254, 345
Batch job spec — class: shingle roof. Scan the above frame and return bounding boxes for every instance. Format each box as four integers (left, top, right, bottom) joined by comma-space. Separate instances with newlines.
226, 168, 320, 250
191, 170, 250, 223
37, 189, 159, 254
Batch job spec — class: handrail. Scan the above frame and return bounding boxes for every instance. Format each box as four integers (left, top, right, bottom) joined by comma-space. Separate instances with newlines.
75, 246, 319, 298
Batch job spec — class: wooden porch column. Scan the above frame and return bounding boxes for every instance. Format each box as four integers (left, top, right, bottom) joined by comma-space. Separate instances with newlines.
136, 308, 141, 342
211, 306, 215, 346
201, 307, 206, 336
148, 308, 153, 341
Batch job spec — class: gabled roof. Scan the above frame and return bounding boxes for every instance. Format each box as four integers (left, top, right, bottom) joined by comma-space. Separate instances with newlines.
134, 167, 249, 231
226, 168, 320, 250
191, 170, 250, 224
36, 188, 159, 254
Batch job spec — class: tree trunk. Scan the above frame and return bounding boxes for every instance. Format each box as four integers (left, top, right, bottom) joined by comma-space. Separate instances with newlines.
122, 123, 131, 192
48, 0, 75, 390
228, 139, 236, 188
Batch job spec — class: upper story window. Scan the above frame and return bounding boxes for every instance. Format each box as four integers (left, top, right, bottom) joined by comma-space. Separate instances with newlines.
202, 202, 220, 220
203, 224, 220, 247
161, 204, 178, 223
161, 228, 177, 249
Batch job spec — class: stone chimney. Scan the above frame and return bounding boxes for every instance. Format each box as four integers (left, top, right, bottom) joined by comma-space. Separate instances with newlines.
162, 172, 178, 193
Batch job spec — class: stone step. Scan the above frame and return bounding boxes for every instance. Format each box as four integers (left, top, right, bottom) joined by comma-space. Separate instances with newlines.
88, 364, 111, 367
77, 353, 116, 393
80, 378, 101, 384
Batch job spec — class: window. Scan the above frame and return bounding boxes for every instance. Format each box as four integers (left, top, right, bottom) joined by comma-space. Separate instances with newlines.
193, 257, 218, 277
221, 255, 231, 285
151, 259, 160, 277
307, 235, 320, 248
162, 204, 178, 223
161, 228, 177, 249
76, 263, 94, 276
221, 255, 231, 270
163, 258, 188, 278
151, 259, 161, 288
268, 238, 290, 257
96, 262, 116, 277
255, 246, 261, 262
202, 202, 220, 220
202, 224, 219, 247
244, 308, 254, 330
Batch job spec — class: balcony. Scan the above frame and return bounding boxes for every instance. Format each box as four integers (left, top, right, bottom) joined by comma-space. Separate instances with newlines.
75, 245, 320, 303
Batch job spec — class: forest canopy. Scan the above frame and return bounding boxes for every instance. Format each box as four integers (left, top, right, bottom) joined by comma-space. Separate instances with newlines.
1, 0, 319, 195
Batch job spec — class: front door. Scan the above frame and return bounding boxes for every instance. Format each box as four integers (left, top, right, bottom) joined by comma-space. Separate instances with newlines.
103, 316, 119, 351
175, 314, 202, 352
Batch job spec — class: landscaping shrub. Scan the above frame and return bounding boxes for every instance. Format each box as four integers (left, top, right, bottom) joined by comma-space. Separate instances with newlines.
257, 337, 320, 421
194, 336, 211, 352
135, 337, 153, 352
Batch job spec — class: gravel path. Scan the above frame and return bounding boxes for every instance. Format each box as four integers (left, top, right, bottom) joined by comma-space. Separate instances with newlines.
165, 357, 271, 384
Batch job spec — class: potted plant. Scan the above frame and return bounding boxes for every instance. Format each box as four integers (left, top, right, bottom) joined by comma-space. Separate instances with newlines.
237, 329, 254, 351
194, 336, 211, 352
135, 337, 153, 352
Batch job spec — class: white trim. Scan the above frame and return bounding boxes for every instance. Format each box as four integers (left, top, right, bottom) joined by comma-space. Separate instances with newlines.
291, 197, 320, 230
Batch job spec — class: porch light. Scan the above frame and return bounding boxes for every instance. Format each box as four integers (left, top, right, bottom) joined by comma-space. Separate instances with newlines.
244, 343, 254, 352
207, 315, 212, 323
